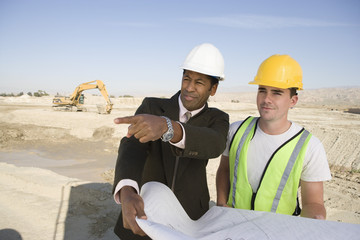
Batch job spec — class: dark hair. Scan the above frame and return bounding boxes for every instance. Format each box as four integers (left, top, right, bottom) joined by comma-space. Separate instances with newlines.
209, 76, 219, 87
289, 88, 298, 97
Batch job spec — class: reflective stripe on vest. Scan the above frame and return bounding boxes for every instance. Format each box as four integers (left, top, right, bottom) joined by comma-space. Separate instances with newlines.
271, 129, 309, 212
228, 116, 311, 214
231, 117, 257, 208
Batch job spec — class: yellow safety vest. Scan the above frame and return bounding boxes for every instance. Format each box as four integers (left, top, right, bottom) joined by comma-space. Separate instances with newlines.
227, 116, 311, 215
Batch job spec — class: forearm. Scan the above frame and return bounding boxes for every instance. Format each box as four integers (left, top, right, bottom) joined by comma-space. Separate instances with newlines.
183, 115, 229, 158
301, 203, 326, 219
216, 177, 230, 206
113, 136, 148, 190
300, 180, 326, 220
216, 155, 230, 206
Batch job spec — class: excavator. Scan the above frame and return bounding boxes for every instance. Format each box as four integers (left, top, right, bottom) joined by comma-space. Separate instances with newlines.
52, 80, 113, 114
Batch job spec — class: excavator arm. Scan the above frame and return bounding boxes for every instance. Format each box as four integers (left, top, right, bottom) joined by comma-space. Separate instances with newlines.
53, 80, 113, 114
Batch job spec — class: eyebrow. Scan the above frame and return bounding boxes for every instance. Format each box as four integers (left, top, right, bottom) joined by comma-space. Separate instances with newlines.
183, 75, 207, 82
258, 87, 284, 94
272, 89, 284, 94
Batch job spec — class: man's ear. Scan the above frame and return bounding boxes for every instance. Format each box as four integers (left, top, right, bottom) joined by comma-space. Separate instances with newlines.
210, 83, 218, 96
290, 95, 298, 108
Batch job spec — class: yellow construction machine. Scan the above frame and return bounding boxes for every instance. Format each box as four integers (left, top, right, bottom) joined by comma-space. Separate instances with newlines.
52, 80, 113, 114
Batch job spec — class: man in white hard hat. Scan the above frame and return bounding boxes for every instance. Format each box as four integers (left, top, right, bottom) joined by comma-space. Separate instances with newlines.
216, 54, 331, 219
112, 43, 229, 239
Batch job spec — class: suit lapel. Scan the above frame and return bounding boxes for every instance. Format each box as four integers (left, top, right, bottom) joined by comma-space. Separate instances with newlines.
161, 91, 180, 121
160, 92, 180, 186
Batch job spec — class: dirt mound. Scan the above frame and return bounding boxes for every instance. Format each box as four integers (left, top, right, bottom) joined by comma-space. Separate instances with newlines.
92, 126, 115, 140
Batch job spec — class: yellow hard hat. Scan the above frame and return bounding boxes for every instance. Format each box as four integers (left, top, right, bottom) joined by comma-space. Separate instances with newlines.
249, 54, 303, 90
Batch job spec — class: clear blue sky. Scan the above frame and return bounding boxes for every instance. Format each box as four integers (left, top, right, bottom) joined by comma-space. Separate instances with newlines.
1, 0, 359, 96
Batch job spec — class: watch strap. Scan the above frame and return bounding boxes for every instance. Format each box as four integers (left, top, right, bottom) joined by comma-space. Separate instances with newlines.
160, 116, 174, 142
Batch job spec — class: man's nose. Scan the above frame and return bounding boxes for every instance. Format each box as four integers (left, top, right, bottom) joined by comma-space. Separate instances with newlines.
185, 81, 195, 91
264, 93, 272, 103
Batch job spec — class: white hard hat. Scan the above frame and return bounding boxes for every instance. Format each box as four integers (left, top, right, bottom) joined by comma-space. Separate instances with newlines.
180, 43, 225, 80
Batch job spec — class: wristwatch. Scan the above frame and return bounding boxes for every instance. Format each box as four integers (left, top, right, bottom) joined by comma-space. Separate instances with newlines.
160, 116, 174, 142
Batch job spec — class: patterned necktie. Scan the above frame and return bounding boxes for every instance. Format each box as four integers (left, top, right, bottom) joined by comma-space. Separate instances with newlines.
184, 111, 192, 123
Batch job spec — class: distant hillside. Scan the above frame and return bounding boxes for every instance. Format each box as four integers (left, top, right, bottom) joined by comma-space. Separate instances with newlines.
297, 87, 360, 109
212, 87, 360, 109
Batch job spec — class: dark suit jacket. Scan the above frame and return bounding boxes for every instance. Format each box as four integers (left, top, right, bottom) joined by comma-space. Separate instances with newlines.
112, 91, 229, 239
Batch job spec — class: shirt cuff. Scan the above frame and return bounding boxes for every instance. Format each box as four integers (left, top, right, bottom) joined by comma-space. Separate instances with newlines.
113, 179, 140, 204
170, 121, 185, 149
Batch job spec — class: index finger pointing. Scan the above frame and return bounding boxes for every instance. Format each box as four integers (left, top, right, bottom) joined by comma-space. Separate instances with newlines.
114, 116, 137, 124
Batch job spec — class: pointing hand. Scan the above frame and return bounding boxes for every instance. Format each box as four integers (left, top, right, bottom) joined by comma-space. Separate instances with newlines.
114, 114, 167, 143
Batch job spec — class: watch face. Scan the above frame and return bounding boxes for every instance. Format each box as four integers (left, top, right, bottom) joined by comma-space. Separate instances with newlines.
162, 131, 174, 142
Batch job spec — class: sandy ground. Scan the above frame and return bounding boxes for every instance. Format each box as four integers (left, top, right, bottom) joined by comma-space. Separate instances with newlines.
0, 88, 359, 240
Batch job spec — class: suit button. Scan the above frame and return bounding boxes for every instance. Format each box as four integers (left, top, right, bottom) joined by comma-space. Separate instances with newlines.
189, 151, 198, 156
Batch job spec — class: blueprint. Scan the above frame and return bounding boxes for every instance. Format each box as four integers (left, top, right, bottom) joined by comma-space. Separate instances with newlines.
136, 182, 360, 240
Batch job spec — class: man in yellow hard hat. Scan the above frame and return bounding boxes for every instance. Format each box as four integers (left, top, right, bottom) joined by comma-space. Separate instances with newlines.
216, 54, 331, 219
112, 43, 229, 239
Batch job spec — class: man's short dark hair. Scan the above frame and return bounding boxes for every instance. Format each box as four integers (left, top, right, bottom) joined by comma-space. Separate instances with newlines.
209, 76, 219, 87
